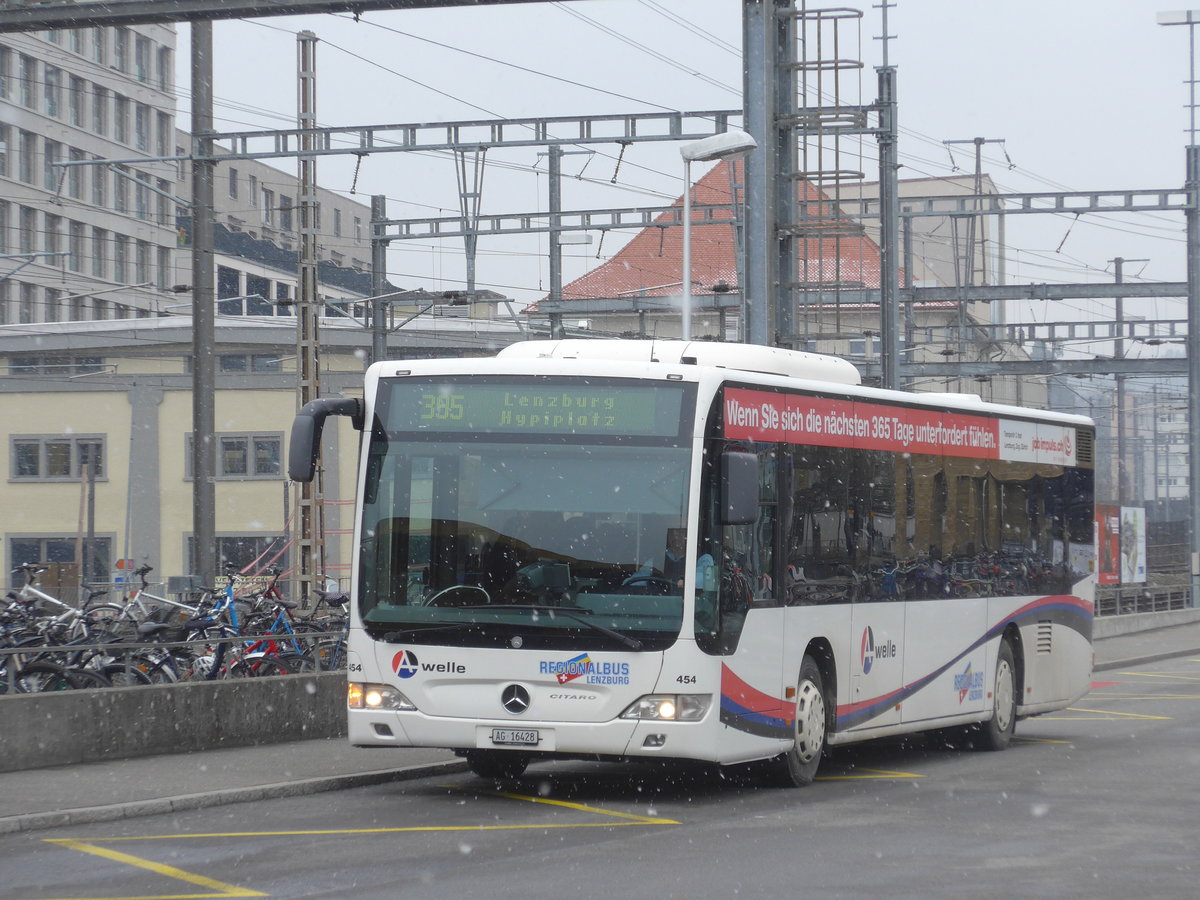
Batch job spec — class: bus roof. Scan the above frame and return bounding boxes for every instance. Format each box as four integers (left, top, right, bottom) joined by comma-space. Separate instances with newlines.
497, 339, 862, 386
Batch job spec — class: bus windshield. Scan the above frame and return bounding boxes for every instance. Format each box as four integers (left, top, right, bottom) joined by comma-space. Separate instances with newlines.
358, 376, 697, 651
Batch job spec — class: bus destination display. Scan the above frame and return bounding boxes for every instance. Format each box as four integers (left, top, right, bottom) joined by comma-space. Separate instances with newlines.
387, 381, 685, 437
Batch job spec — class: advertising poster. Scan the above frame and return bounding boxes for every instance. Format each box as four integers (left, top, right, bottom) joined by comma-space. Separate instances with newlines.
1096, 505, 1120, 585
1120, 506, 1146, 585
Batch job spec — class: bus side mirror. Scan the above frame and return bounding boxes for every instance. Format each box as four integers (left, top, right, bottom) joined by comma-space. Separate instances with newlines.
721, 451, 759, 525
289, 397, 364, 482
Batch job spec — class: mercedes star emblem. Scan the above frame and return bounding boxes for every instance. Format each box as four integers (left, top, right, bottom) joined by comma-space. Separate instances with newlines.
501, 684, 531, 715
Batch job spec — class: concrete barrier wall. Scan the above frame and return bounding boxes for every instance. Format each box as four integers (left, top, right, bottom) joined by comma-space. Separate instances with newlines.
1092, 607, 1200, 639
0, 672, 346, 773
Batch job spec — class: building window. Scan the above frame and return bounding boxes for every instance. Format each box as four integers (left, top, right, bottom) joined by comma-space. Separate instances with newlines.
68, 74, 85, 126
156, 178, 169, 225
218, 353, 283, 373
134, 34, 150, 83
186, 433, 284, 479
44, 65, 61, 117
0, 281, 8, 324
43, 213, 61, 258
113, 165, 128, 213
247, 174, 258, 207
9, 536, 111, 585
156, 111, 170, 157
67, 147, 84, 198
0, 45, 10, 100
229, 167, 238, 199
18, 206, 34, 254
113, 235, 128, 283
0, 124, 8, 178
19, 54, 36, 108
91, 28, 106, 66
10, 435, 104, 481
217, 265, 241, 303
19, 282, 34, 323
44, 288, 60, 322
185, 534, 287, 576
134, 103, 149, 152
92, 85, 108, 135
92, 159, 106, 208
114, 27, 129, 73
68, 222, 84, 272
136, 239, 150, 283
354, 216, 362, 241
262, 188, 275, 225
0, 201, 8, 255
333, 208, 342, 237
43, 140, 61, 191
135, 173, 149, 219
114, 95, 129, 145
156, 46, 172, 92
280, 195, 293, 232
157, 245, 171, 290
18, 130, 34, 184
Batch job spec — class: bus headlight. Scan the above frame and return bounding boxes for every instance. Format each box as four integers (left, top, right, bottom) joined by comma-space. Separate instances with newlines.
348, 682, 416, 711
620, 694, 711, 721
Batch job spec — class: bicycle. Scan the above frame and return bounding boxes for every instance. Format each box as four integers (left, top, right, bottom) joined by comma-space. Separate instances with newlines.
84, 564, 200, 639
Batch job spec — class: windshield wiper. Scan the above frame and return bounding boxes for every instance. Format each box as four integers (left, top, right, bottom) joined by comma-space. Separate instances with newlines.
482, 604, 644, 650
380, 622, 483, 642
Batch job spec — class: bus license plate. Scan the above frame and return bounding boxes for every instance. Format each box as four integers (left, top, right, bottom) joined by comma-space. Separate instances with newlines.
490, 728, 540, 746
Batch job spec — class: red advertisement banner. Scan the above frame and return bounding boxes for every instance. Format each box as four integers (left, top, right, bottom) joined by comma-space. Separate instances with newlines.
722, 388, 1001, 458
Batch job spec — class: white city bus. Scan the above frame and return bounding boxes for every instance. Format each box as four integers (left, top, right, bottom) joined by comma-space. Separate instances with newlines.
290, 340, 1095, 785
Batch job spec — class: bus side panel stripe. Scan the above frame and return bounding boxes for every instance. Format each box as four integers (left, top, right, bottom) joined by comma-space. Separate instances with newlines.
719, 664, 794, 739
718, 594, 1092, 736
835, 594, 1093, 731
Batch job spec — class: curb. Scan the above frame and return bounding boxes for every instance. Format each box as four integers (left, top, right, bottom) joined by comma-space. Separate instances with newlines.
1094, 645, 1200, 672
0, 759, 468, 836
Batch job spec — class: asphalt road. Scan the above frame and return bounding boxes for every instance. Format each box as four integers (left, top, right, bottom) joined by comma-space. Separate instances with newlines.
2, 652, 1197, 900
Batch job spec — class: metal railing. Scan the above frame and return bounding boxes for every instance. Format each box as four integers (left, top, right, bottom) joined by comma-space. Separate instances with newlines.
1095, 584, 1193, 617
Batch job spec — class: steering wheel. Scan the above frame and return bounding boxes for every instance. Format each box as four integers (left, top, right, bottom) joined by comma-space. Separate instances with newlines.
621, 575, 677, 594
423, 585, 491, 607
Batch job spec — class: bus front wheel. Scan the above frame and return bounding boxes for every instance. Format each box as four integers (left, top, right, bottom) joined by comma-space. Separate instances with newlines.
975, 639, 1017, 751
465, 750, 530, 781
771, 655, 827, 787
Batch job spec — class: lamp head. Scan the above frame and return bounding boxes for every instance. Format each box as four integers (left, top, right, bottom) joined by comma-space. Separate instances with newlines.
680, 130, 758, 162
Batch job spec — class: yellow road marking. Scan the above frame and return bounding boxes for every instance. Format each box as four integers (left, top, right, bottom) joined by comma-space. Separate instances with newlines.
1013, 737, 1072, 744
62, 788, 678, 845
1065, 706, 1171, 720
41, 838, 265, 899
817, 767, 922, 781
490, 790, 680, 825
93, 821, 668, 841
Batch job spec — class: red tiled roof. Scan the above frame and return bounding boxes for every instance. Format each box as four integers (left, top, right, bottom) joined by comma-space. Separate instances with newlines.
545, 159, 883, 308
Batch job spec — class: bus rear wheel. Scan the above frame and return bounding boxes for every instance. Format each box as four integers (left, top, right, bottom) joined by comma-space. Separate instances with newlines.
975, 639, 1017, 751
464, 750, 530, 781
771, 655, 827, 787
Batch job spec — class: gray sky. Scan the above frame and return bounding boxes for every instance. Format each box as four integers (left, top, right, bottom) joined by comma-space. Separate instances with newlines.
177, 0, 1190, 331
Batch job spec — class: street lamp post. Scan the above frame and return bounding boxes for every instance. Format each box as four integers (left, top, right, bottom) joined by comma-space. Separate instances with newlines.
679, 131, 757, 341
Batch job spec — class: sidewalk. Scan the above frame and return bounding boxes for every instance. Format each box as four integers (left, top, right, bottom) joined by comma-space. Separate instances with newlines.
3, 616, 1200, 836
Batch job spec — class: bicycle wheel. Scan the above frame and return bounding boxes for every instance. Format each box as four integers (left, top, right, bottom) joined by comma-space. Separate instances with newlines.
101, 659, 156, 687
15, 662, 76, 692
226, 654, 293, 678
306, 636, 346, 671
65, 667, 113, 689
